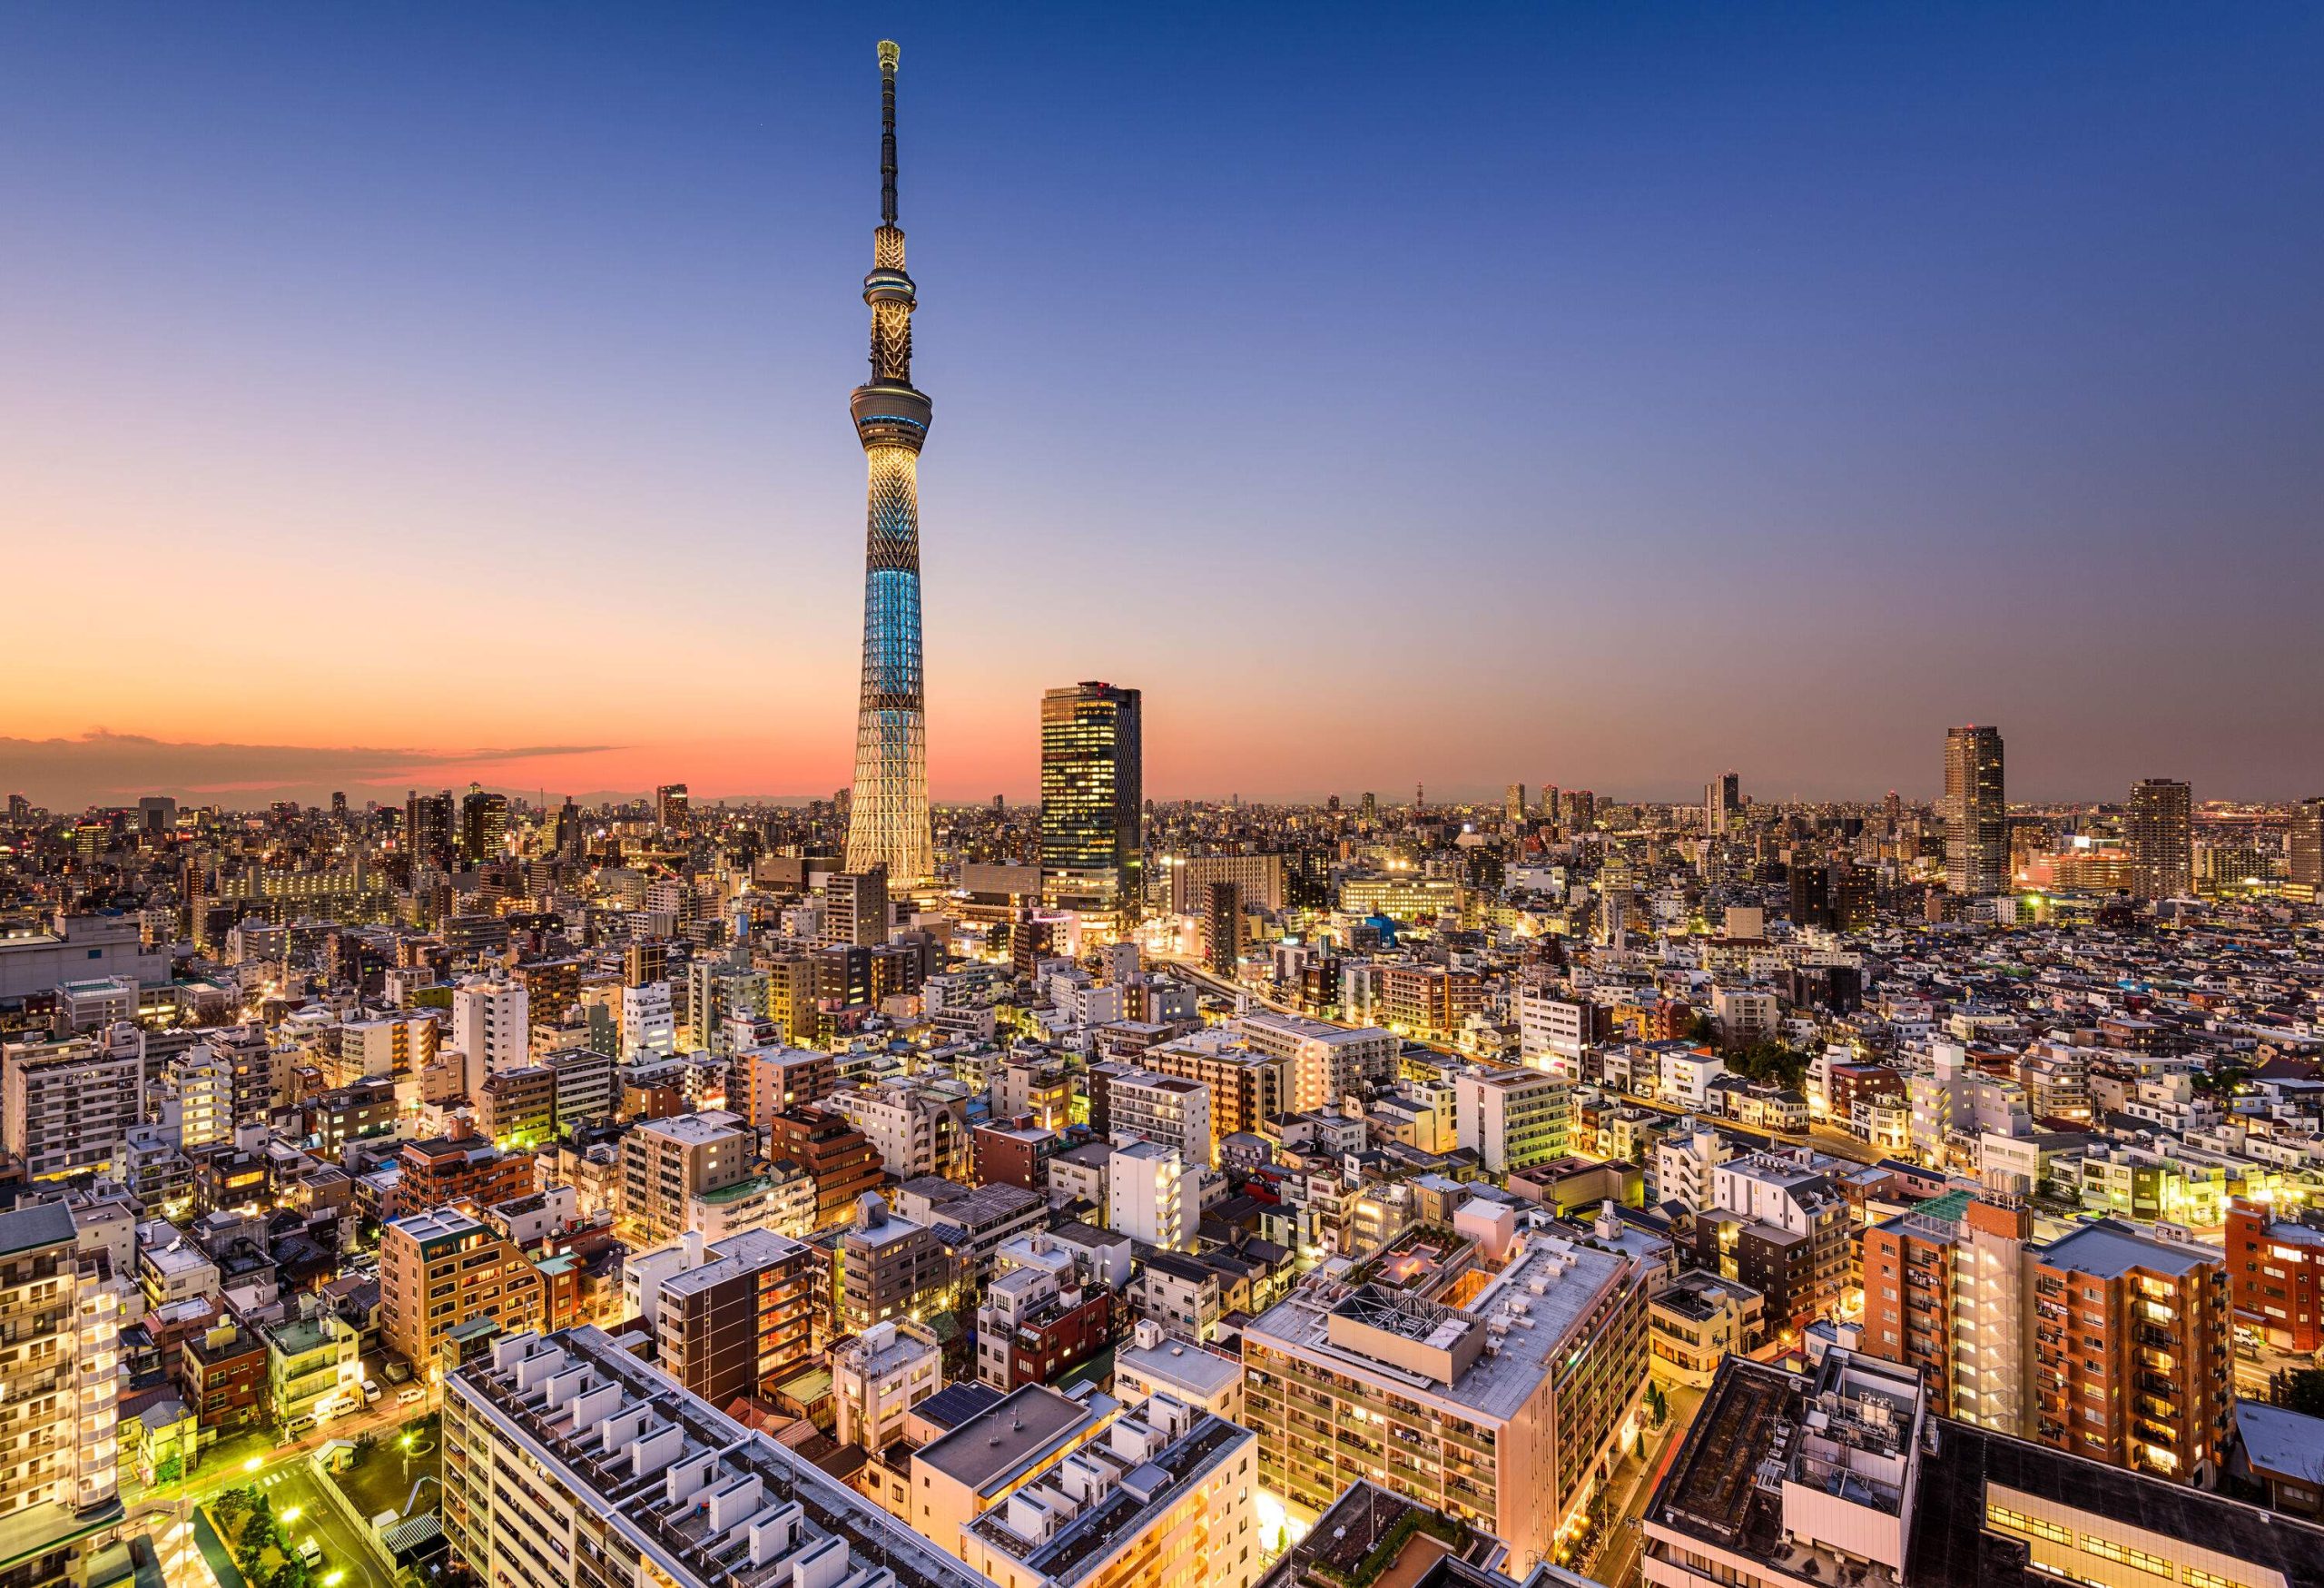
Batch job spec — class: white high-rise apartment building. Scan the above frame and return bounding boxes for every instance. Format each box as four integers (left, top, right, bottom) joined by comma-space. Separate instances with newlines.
171, 1043, 235, 1151
332, 1011, 438, 1085
451, 977, 530, 1082
1244, 1209, 1651, 1572
619, 981, 675, 1060
0, 1202, 123, 1517
618, 1110, 753, 1247
1108, 1140, 1196, 1251
442, 1326, 987, 1588
826, 1080, 969, 1180
1108, 1070, 1214, 1169
1515, 988, 1591, 1071
1650, 1118, 1731, 1212
2, 1027, 145, 1183
832, 1319, 943, 1455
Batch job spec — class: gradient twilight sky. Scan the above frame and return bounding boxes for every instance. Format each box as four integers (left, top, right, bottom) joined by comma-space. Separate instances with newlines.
4, 5, 2321, 810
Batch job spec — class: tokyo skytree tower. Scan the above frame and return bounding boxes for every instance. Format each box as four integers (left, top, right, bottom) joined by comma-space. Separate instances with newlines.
843, 40, 933, 882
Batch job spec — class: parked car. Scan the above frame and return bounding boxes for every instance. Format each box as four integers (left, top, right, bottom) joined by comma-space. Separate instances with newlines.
361, 1378, 381, 1404
397, 1386, 426, 1406
296, 1540, 322, 1571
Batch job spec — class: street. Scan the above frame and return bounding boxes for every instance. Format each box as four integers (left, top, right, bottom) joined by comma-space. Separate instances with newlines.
256, 1460, 397, 1588
1589, 1383, 1704, 1588
133, 1396, 431, 1588
1612, 1090, 1885, 1168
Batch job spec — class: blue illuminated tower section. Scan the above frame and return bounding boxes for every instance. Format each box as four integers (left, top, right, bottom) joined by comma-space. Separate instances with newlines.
844, 40, 933, 882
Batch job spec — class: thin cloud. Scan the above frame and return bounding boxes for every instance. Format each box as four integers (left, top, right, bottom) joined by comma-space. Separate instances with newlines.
0, 731, 616, 809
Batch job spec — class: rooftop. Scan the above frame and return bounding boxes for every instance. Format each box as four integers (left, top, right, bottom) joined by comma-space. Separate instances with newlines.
835, 1323, 940, 1381
386, 1207, 486, 1246
1648, 1352, 1923, 1588
2036, 1218, 2218, 1278
451, 1326, 990, 1588
2233, 1402, 2324, 1487
1114, 1335, 1242, 1401
1245, 1216, 1636, 1422
1908, 1413, 2324, 1588
634, 1110, 751, 1146
915, 1382, 1005, 1434
914, 1384, 1097, 1497
964, 1396, 1251, 1586
662, 1229, 811, 1301
0, 1208, 74, 1265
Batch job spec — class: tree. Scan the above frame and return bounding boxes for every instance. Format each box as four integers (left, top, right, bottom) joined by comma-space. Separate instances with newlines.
1728, 1041, 1809, 1093
2276, 1368, 2324, 1417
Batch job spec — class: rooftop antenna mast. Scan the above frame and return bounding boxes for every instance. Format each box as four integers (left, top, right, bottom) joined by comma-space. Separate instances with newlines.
879, 39, 900, 227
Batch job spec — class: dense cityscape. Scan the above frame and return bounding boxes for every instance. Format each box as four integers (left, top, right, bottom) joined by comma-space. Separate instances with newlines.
7, 22, 2324, 1588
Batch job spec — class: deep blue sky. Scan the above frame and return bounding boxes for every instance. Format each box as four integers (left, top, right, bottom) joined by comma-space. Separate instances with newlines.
3, 4, 2319, 804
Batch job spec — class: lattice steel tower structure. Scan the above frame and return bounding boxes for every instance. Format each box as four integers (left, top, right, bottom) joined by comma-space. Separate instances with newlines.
843, 40, 934, 882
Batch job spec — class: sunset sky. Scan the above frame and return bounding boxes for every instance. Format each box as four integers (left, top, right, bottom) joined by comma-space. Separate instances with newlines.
4, 5, 2320, 810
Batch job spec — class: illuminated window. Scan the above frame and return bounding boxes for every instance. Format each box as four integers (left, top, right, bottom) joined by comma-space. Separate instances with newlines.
2081, 1537, 2172, 1578
1987, 1504, 2071, 1544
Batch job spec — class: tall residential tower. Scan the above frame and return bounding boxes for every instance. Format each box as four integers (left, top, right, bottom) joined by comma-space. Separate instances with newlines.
843, 41, 934, 883
1944, 724, 2006, 895
2128, 777, 2192, 900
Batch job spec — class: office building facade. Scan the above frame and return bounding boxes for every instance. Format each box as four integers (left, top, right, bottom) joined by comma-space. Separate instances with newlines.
1040, 683, 1144, 934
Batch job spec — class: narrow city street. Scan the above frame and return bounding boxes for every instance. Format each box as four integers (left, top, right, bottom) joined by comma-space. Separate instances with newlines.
1590, 1384, 1705, 1588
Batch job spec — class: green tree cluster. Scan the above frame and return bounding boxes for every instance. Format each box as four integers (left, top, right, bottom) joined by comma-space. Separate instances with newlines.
218, 1488, 314, 1588
1726, 1041, 1809, 1092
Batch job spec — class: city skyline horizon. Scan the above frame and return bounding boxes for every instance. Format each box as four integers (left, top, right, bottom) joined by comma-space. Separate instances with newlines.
0, 723, 2297, 815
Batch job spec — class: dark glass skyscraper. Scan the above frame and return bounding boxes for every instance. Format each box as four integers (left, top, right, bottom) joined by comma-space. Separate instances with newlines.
1944, 725, 2007, 895
843, 41, 933, 883
406, 787, 455, 872
458, 784, 507, 865
1040, 682, 1143, 934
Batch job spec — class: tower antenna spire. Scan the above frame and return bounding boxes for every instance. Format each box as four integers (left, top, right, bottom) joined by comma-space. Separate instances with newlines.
879, 40, 899, 227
